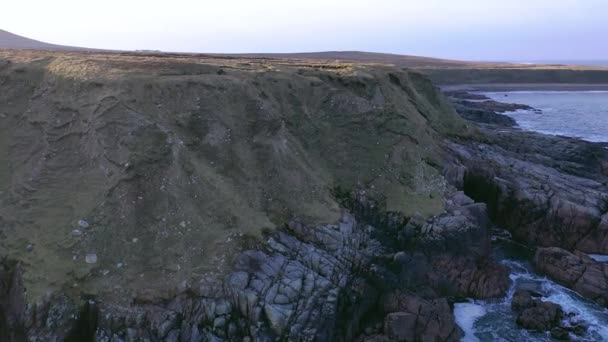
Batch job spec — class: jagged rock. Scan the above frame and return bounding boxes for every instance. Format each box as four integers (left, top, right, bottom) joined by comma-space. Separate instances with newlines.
448, 128, 608, 254
430, 254, 510, 298
534, 247, 608, 307
516, 301, 562, 331
222, 213, 382, 340
452, 102, 517, 126
0, 204, 483, 341
380, 292, 464, 341
511, 289, 537, 311
511, 289, 587, 338
384, 312, 417, 341
401, 198, 511, 299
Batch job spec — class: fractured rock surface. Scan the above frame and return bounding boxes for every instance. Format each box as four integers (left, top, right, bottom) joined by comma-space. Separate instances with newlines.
534, 247, 608, 307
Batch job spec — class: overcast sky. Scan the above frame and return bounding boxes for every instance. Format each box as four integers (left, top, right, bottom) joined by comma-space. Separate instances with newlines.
3, 0, 607, 61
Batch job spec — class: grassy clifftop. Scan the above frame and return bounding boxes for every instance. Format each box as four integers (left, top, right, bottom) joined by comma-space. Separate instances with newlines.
0, 50, 471, 303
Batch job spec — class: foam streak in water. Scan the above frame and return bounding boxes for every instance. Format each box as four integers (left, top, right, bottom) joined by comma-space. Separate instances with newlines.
454, 302, 486, 342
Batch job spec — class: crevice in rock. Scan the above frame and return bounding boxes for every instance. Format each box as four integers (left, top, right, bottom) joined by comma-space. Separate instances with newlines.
65, 300, 98, 342
462, 171, 502, 220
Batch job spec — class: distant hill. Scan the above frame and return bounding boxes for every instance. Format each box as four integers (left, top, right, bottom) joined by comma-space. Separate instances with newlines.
0, 29, 90, 51
222, 51, 499, 68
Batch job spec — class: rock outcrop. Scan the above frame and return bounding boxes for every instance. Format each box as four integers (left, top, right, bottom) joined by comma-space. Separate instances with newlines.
511, 289, 587, 339
448, 127, 608, 254
451, 101, 517, 126
0, 196, 507, 341
534, 247, 608, 307
394, 193, 510, 299
445, 93, 534, 126
379, 293, 463, 341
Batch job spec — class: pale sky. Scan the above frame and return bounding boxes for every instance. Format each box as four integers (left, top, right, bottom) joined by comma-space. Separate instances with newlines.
3, 0, 607, 61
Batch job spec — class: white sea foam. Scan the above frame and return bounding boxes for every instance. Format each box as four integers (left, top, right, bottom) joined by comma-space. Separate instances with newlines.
454, 301, 486, 342
454, 258, 608, 341
542, 284, 608, 340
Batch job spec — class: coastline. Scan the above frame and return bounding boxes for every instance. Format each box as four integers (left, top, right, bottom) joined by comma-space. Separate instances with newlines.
441, 83, 608, 92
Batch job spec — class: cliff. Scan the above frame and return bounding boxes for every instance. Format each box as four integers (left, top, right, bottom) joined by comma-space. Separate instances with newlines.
1, 50, 607, 341
0, 50, 496, 340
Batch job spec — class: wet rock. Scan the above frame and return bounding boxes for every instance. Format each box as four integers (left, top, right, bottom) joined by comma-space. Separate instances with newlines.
516, 300, 562, 331
512, 290, 562, 331
78, 219, 90, 228
380, 292, 464, 341
511, 289, 588, 337
511, 289, 536, 311
534, 247, 608, 307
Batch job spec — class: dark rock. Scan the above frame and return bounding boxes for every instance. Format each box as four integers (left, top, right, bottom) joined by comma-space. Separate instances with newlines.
511, 289, 534, 311
381, 292, 464, 342
443, 91, 490, 100
517, 301, 563, 331
550, 327, 571, 340
534, 247, 608, 307
456, 99, 534, 113
452, 102, 518, 126
447, 127, 608, 254
384, 312, 417, 341
511, 289, 563, 332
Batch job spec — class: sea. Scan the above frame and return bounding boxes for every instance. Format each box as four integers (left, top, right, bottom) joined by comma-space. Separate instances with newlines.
453, 90, 608, 341
481, 90, 608, 143
454, 233, 608, 342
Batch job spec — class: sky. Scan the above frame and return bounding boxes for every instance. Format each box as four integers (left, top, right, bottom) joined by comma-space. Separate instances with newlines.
3, 0, 608, 61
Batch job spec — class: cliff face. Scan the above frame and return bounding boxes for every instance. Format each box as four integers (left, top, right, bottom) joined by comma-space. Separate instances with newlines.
4, 51, 608, 341
0, 51, 472, 307
0, 51, 512, 341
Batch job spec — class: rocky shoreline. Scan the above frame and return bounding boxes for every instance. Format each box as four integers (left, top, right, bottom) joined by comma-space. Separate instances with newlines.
1, 51, 608, 341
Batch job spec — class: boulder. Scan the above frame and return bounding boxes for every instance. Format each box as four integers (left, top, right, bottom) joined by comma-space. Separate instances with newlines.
516, 301, 562, 331
511, 289, 588, 338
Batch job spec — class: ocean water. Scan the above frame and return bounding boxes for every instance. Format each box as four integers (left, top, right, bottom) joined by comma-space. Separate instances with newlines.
480, 91, 608, 142
453, 236, 608, 342
452, 92, 608, 340
514, 61, 608, 67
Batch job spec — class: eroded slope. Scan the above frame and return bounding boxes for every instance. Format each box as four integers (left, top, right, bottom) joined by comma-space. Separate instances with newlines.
0, 51, 471, 304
